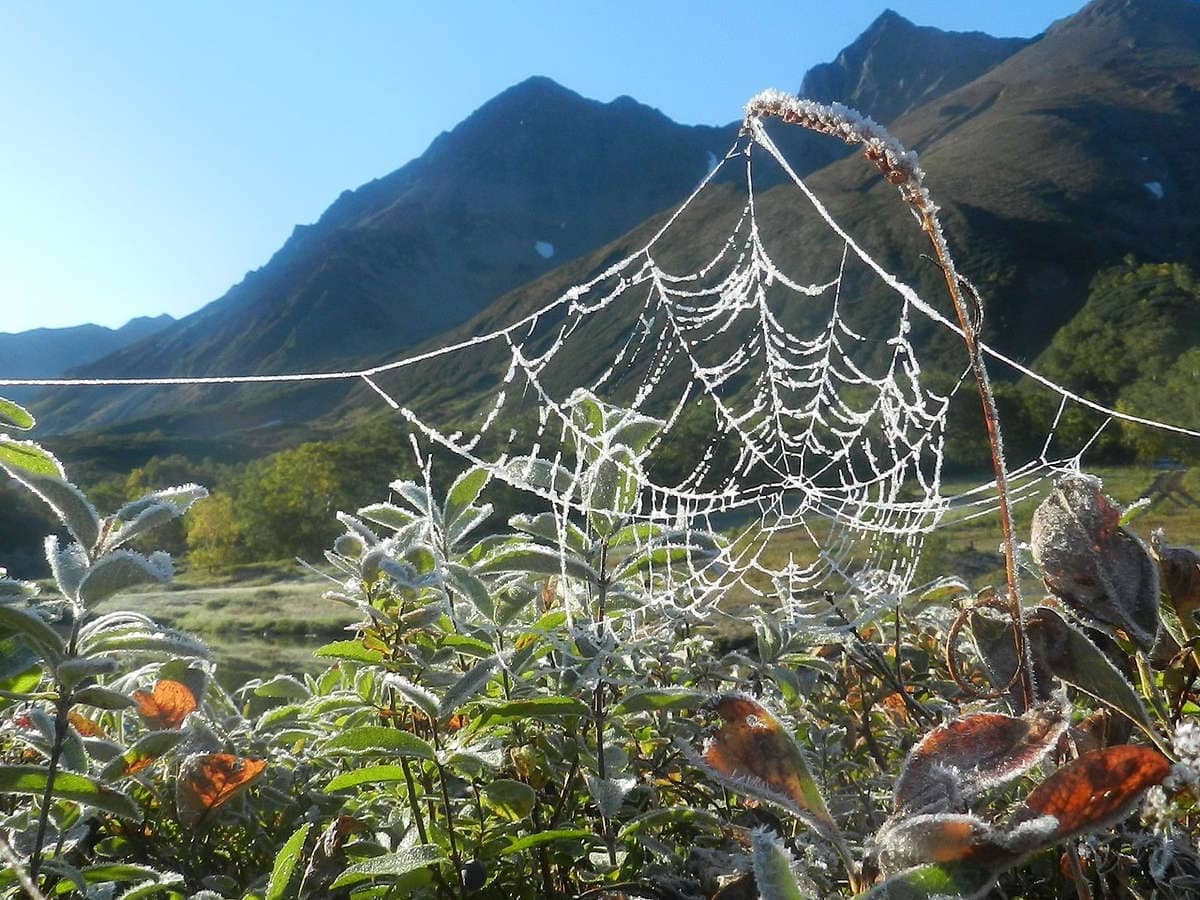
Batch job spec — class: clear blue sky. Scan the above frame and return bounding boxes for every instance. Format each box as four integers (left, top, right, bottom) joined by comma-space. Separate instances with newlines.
0, 1, 1083, 334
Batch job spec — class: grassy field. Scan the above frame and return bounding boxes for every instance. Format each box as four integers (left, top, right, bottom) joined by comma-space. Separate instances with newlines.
89, 466, 1200, 688
92, 567, 358, 689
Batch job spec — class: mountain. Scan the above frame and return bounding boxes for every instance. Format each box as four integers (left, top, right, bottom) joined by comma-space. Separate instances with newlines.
359, 0, 1200, 428
0, 315, 173, 404
34, 0, 1200, 446
33, 79, 743, 433
30, 7, 1042, 438
800, 9, 1031, 123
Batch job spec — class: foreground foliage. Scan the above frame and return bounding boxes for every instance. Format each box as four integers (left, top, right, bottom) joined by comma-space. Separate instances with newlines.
3, 391, 1200, 899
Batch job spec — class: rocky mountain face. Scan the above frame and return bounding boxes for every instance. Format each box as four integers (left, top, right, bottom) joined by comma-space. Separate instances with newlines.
800, 9, 1031, 123
28, 0, 1200, 441
0, 315, 173, 404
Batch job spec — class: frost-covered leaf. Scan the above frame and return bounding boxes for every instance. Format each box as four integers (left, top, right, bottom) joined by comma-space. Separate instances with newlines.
749, 827, 806, 900
474, 542, 597, 581
893, 701, 1067, 815
440, 657, 497, 718
45, 535, 89, 601
874, 813, 1015, 875
586, 775, 636, 819
357, 501, 417, 532
106, 485, 208, 550
330, 845, 445, 889
0, 602, 64, 665
446, 563, 495, 620
859, 862, 999, 900
0, 439, 100, 549
508, 512, 589, 555
1031, 473, 1160, 649
388, 479, 431, 515
686, 693, 835, 832
77, 550, 172, 606
386, 675, 440, 718
0, 397, 34, 430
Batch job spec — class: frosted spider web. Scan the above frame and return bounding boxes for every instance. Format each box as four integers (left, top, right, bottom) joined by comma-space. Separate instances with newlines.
5, 91, 1200, 631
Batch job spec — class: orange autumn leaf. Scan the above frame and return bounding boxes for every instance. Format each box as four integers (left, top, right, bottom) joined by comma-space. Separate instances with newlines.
68, 712, 104, 737
176, 753, 267, 827
133, 679, 198, 730
1012, 744, 1170, 842
697, 694, 833, 828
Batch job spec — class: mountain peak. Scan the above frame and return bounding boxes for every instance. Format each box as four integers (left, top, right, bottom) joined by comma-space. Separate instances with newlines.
800, 13, 1030, 124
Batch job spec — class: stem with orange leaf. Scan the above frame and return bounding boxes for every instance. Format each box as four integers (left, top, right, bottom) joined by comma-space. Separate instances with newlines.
745, 93, 1034, 710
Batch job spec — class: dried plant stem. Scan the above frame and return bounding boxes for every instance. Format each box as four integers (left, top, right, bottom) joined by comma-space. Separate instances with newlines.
748, 93, 1034, 709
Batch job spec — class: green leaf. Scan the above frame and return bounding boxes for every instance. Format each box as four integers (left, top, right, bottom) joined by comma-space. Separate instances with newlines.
750, 828, 805, 900
613, 545, 697, 583
0, 440, 100, 549
83, 626, 209, 660
266, 823, 311, 900
388, 676, 440, 718
78, 551, 172, 606
325, 764, 410, 793
0, 435, 62, 477
73, 685, 135, 710
443, 466, 490, 531
500, 829, 598, 856
330, 845, 445, 889
508, 512, 589, 555
0, 765, 141, 820
316, 639, 383, 663
473, 696, 591, 729
0, 397, 34, 430
254, 675, 310, 700
0, 665, 43, 709
100, 731, 185, 781
613, 687, 706, 715
0, 603, 64, 665
446, 564, 495, 621
474, 544, 598, 582
323, 726, 434, 760
440, 658, 497, 718
857, 863, 998, 899
618, 806, 723, 838
1047, 612, 1155, 733
0, 634, 40, 680
480, 779, 535, 821
440, 633, 495, 658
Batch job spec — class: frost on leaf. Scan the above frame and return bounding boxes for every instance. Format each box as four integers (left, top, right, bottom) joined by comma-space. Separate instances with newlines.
686, 693, 835, 832
1031, 473, 1160, 650
1150, 529, 1200, 635
874, 812, 1014, 875
893, 701, 1067, 815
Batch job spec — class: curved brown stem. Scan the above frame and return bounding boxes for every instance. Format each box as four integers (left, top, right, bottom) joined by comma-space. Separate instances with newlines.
746, 93, 1034, 709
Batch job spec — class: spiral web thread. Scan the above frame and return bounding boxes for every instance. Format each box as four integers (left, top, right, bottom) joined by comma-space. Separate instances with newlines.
5, 92, 1199, 636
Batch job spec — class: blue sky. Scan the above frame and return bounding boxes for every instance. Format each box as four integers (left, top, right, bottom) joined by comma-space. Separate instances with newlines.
0, 1, 1083, 334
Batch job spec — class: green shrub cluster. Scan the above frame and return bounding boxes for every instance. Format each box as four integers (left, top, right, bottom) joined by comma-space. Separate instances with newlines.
3, 391, 1200, 899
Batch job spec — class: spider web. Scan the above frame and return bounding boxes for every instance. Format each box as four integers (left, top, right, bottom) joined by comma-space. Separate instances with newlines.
6, 92, 1199, 632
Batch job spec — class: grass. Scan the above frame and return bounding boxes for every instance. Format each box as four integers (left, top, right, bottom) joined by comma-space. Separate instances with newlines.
92, 569, 358, 688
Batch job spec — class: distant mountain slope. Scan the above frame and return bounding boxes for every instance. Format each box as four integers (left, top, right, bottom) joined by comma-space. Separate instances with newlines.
800, 9, 1031, 123
35, 0, 1186, 440
30, 6, 1036, 438
0, 315, 173, 404
360, 0, 1200, 427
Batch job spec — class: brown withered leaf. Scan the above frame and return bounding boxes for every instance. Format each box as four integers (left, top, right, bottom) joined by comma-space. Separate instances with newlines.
1151, 530, 1200, 634
176, 753, 266, 827
893, 701, 1067, 815
1009, 745, 1170, 843
132, 679, 198, 730
1030, 474, 1160, 650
